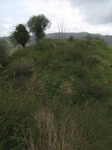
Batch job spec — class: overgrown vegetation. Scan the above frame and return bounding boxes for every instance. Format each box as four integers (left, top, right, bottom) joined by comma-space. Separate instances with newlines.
0, 37, 112, 149
0, 40, 9, 67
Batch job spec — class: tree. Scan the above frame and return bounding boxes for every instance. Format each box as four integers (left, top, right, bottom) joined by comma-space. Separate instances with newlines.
57, 20, 67, 39
10, 24, 30, 48
27, 14, 51, 40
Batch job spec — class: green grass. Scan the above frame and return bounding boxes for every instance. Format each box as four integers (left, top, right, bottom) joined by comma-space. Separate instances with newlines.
0, 38, 112, 149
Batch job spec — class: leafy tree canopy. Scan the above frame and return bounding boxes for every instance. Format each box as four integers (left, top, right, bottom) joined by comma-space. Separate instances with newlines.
10, 24, 30, 48
27, 14, 51, 40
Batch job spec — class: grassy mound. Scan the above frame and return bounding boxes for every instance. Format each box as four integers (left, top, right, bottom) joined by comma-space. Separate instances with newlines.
0, 38, 112, 149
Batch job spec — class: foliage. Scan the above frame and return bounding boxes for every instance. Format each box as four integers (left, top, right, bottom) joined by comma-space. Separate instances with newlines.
10, 24, 30, 48
0, 85, 112, 149
0, 40, 9, 66
8, 59, 33, 88
68, 35, 74, 42
27, 14, 51, 40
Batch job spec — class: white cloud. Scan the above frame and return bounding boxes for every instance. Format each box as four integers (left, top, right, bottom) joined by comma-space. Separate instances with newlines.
0, 0, 112, 36
21, 0, 84, 33
3, 18, 14, 29
0, 18, 14, 36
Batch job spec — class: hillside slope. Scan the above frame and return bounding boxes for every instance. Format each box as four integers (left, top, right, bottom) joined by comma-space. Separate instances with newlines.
0, 38, 112, 149
9, 38, 112, 104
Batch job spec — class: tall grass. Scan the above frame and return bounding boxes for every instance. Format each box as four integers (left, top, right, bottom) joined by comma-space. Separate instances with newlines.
0, 87, 112, 150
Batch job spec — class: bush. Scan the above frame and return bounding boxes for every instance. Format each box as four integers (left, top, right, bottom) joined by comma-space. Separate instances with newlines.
9, 60, 33, 77
68, 36, 74, 42
0, 87, 37, 149
8, 59, 33, 88
88, 55, 100, 65
0, 40, 9, 66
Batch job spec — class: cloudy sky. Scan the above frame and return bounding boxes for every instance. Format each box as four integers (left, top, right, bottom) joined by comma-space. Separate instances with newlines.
0, 0, 112, 37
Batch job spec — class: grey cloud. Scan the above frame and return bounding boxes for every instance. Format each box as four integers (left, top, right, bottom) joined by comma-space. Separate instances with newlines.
70, 0, 112, 24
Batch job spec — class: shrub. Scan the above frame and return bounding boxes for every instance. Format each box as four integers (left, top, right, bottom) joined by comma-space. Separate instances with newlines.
68, 36, 74, 42
92, 84, 109, 100
0, 40, 9, 66
9, 60, 33, 77
88, 55, 100, 65
8, 59, 33, 88
0, 87, 37, 149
